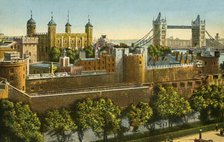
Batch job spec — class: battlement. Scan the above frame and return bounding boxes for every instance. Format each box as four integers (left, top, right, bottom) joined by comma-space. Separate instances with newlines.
35, 33, 47, 35
13, 36, 38, 43
148, 63, 194, 70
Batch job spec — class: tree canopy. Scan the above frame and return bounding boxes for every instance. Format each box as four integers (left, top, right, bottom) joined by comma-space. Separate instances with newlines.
44, 109, 77, 142
0, 100, 43, 142
84, 46, 94, 58
125, 102, 153, 131
148, 45, 171, 64
73, 98, 101, 142
49, 47, 61, 62
190, 85, 224, 122
94, 98, 121, 141
152, 85, 192, 127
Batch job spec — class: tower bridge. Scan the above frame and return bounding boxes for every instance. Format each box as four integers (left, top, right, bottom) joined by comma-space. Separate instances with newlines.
167, 25, 192, 29
133, 12, 224, 49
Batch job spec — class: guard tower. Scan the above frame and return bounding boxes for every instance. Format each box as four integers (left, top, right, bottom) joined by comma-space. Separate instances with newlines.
153, 12, 167, 46
191, 15, 206, 47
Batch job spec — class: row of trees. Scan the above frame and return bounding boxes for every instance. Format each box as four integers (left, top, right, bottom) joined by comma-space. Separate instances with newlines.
49, 47, 79, 63
0, 84, 223, 142
48, 46, 94, 63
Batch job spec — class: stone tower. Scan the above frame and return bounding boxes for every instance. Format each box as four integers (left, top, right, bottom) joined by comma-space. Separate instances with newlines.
192, 15, 206, 47
153, 12, 167, 46
123, 54, 145, 84
48, 12, 56, 48
65, 12, 71, 33
85, 16, 93, 47
27, 11, 36, 37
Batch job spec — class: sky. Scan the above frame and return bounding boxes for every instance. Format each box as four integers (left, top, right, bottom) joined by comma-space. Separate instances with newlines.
0, 0, 224, 40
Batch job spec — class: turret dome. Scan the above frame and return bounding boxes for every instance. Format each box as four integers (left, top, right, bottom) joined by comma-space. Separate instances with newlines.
48, 13, 56, 26
27, 18, 36, 25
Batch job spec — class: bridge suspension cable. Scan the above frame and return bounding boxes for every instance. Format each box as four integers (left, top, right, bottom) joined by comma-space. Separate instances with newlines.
133, 29, 153, 47
205, 30, 224, 48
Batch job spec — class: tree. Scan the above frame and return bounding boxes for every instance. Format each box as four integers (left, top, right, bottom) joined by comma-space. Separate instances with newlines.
148, 45, 171, 65
94, 98, 121, 142
125, 102, 153, 132
49, 47, 61, 62
0, 100, 43, 142
66, 48, 78, 63
153, 85, 192, 127
190, 85, 224, 122
73, 98, 101, 142
84, 46, 94, 58
44, 109, 77, 142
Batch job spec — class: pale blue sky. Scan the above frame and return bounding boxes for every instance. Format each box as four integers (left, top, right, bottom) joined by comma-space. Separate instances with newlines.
0, 0, 224, 40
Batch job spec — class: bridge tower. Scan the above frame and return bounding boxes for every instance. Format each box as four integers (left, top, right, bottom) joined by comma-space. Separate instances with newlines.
191, 15, 206, 47
153, 12, 167, 46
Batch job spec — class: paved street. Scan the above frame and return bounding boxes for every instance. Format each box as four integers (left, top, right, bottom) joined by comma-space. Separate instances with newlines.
173, 130, 224, 142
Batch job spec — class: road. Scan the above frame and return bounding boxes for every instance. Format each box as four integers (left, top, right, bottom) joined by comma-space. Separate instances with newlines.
173, 130, 224, 142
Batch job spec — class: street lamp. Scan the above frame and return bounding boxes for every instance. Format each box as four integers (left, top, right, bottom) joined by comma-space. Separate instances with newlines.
199, 128, 202, 139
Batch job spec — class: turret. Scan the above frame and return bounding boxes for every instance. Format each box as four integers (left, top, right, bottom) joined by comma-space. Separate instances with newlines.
48, 12, 56, 47
152, 12, 167, 46
65, 12, 71, 33
85, 16, 93, 47
27, 11, 36, 37
191, 15, 206, 47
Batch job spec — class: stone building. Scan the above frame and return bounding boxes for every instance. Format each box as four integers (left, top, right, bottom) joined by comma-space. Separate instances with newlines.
192, 15, 206, 47
0, 52, 26, 91
0, 41, 17, 60
14, 36, 38, 63
123, 54, 145, 84
153, 12, 167, 46
167, 37, 191, 48
198, 50, 220, 74
77, 54, 115, 73
26, 12, 93, 61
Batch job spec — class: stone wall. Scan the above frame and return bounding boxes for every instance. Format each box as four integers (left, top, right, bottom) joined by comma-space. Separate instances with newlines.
0, 84, 8, 99
145, 66, 201, 83
8, 84, 29, 103
199, 56, 219, 74
10, 85, 151, 113
123, 54, 145, 84
26, 73, 117, 93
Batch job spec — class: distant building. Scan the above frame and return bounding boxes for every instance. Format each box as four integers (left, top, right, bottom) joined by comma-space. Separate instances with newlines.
191, 15, 206, 47
167, 37, 191, 48
26, 12, 93, 61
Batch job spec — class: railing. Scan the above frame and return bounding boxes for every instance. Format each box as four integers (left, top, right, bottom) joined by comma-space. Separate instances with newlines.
148, 63, 194, 69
